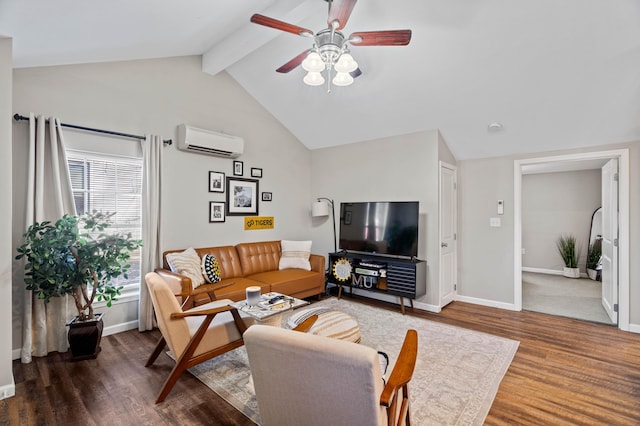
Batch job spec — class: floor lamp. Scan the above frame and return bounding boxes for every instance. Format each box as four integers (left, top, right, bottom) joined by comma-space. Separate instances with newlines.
312, 197, 337, 252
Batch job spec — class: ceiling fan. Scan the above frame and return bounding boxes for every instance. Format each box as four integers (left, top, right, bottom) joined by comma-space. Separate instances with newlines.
250, 0, 412, 90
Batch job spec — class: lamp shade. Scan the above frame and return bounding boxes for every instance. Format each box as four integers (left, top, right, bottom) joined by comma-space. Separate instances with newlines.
302, 52, 325, 72
334, 53, 358, 73
303, 71, 325, 86
332, 72, 354, 87
312, 200, 330, 217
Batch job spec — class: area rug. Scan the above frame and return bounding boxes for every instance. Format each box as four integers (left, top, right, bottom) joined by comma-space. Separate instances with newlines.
187, 298, 519, 425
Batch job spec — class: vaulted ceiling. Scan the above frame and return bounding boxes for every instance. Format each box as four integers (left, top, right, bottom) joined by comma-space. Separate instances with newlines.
2, 0, 639, 160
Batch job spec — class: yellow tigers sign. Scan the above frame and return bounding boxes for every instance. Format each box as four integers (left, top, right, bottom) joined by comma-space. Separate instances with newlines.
244, 216, 274, 230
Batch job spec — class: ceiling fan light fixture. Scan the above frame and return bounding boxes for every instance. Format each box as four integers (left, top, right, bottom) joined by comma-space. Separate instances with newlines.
332, 72, 354, 87
304, 71, 325, 86
334, 52, 358, 73
302, 51, 325, 72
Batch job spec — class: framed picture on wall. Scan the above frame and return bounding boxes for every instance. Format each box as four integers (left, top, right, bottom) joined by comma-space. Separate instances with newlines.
226, 177, 259, 216
208, 171, 225, 193
233, 160, 244, 176
209, 202, 226, 223
262, 192, 272, 201
251, 167, 263, 178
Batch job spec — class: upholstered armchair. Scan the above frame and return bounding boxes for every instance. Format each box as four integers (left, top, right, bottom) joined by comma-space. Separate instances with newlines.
244, 324, 418, 426
144, 272, 254, 403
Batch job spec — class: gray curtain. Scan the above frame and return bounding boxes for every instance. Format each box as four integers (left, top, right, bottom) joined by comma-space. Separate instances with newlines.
138, 135, 163, 331
21, 114, 77, 362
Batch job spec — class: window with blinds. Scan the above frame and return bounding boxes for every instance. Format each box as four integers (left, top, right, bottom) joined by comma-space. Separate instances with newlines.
67, 150, 143, 294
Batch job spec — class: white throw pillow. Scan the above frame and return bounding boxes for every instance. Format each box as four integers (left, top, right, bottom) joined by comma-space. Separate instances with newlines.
166, 247, 205, 289
279, 240, 312, 271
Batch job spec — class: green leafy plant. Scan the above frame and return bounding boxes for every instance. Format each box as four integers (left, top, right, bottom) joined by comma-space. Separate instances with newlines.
586, 239, 602, 270
556, 234, 581, 268
16, 212, 142, 321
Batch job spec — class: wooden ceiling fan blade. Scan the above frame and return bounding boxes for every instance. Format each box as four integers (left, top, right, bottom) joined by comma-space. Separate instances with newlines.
276, 51, 310, 73
349, 30, 412, 46
327, 0, 358, 30
250, 14, 314, 37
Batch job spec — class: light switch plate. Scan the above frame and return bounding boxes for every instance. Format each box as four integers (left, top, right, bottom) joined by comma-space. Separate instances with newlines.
490, 217, 501, 227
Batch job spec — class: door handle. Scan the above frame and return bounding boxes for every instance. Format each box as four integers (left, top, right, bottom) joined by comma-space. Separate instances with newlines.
441, 242, 448, 248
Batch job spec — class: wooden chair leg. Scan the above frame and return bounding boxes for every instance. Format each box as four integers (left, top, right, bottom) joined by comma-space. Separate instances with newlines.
145, 336, 167, 367
156, 315, 216, 403
155, 361, 188, 403
231, 308, 248, 335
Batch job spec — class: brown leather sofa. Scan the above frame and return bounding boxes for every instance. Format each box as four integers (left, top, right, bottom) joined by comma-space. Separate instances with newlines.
156, 240, 325, 307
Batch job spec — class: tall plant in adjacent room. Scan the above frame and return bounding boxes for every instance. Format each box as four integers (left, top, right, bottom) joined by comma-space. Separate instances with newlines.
586, 239, 602, 280
556, 234, 581, 278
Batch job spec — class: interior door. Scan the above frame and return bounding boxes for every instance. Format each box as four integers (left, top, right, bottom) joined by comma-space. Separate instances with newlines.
601, 159, 618, 323
439, 163, 457, 307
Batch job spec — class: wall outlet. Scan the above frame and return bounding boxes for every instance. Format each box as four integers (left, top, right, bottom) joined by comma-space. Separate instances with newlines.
490, 217, 501, 227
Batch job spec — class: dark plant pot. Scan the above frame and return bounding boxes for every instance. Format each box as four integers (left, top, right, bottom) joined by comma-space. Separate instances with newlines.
67, 313, 104, 361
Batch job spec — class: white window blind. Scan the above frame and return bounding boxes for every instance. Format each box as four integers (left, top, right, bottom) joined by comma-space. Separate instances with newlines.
67, 150, 143, 293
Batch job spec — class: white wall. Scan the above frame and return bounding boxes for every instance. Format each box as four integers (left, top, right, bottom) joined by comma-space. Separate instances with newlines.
11, 56, 314, 353
458, 141, 640, 326
458, 156, 515, 305
0, 37, 15, 399
311, 130, 444, 309
522, 169, 601, 272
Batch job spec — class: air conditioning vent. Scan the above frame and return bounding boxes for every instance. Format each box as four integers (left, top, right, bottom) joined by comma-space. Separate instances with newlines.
177, 124, 244, 158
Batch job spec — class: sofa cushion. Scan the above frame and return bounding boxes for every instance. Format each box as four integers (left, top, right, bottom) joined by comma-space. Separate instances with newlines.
193, 246, 244, 279
201, 254, 222, 283
165, 247, 205, 289
236, 241, 281, 276
210, 278, 271, 302
279, 240, 312, 271
249, 269, 321, 296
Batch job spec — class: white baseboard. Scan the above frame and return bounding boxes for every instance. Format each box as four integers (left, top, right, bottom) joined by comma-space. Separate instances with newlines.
103, 320, 139, 336
412, 300, 441, 313
11, 320, 140, 361
522, 267, 562, 275
346, 288, 441, 313
455, 294, 519, 311
522, 267, 588, 278
0, 380, 15, 400
627, 323, 640, 334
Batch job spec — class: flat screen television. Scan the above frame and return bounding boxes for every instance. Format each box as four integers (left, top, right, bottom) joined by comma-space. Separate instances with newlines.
339, 201, 419, 258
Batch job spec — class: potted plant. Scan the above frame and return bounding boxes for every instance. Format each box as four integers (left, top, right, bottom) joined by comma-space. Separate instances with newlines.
16, 211, 142, 360
556, 234, 581, 278
586, 239, 602, 280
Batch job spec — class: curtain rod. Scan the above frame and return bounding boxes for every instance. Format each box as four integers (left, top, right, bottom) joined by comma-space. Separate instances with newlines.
13, 114, 172, 145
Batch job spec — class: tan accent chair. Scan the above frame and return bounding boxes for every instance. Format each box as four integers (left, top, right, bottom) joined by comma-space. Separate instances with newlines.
144, 272, 254, 403
244, 324, 418, 426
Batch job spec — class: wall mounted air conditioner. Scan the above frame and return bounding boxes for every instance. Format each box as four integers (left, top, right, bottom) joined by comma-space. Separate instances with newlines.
177, 124, 244, 158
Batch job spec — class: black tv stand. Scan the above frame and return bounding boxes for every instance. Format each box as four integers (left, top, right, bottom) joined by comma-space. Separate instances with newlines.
327, 251, 426, 314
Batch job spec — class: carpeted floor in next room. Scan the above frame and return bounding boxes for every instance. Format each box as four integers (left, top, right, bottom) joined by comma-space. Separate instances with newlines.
522, 271, 615, 325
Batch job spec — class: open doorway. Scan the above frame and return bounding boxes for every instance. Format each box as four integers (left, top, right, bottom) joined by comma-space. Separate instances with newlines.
520, 166, 614, 325
514, 149, 630, 331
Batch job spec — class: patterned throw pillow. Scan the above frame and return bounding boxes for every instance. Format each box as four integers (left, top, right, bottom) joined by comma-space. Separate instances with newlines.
165, 247, 205, 289
201, 254, 222, 284
278, 240, 312, 271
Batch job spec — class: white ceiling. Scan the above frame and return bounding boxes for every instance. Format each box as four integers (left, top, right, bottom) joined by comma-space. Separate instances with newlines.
2, 0, 639, 160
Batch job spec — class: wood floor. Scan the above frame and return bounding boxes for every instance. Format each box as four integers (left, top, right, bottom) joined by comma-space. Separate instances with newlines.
2, 296, 639, 425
